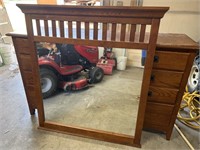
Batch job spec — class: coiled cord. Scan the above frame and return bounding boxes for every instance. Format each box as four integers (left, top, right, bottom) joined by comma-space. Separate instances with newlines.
177, 87, 200, 129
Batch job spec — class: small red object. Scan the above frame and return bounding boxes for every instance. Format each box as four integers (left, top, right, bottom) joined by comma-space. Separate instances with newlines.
97, 59, 116, 75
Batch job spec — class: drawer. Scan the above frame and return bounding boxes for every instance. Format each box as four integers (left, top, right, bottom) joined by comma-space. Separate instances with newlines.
153, 51, 189, 71
144, 102, 174, 128
14, 38, 30, 55
150, 69, 183, 88
148, 86, 178, 104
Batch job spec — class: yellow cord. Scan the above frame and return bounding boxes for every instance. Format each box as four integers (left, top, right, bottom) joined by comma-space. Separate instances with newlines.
177, 87, 200, 129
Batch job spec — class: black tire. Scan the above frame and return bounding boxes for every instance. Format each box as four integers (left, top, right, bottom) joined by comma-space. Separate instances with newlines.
89, 67, 104, 83
40, 68, 58, 99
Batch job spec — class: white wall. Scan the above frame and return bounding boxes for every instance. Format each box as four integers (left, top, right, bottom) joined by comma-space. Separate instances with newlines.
143, 0, 200, 42
5, 0, 36, 33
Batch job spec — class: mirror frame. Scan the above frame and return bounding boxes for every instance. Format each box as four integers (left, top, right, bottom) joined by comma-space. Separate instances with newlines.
13, 4, 168, 147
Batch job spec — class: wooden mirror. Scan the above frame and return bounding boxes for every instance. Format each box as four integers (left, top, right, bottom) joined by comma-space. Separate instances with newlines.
10, 4, 169, 147
38, 43, 144, 138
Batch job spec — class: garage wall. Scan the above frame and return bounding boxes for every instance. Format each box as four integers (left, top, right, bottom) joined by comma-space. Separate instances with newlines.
143, 0, 200, 42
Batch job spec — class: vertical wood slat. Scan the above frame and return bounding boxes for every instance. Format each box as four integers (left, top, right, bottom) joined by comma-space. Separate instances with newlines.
36, 19, 41, 36
130, 24, 136, 42
85, 22, 89, 39
102, 23, 107, 40
139, 24, 146, 42
44, 20, 49, 36
59, 20, 64, 37
111, 23, 116, 41
120, 24, 126, 41
76, 21, 81, 38
52, 20, 56, 37
93, 22, 98, 40
68, 21, 72, 38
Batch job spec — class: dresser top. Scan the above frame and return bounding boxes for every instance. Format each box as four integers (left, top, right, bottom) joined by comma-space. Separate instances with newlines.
156, 33, 199, 51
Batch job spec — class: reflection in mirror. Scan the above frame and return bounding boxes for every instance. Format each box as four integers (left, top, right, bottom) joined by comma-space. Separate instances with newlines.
36, 42, 144, 135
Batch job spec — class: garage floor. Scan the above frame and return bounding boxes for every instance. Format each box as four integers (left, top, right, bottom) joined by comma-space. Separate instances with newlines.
0, 64, 199, 150
43, 67, 142, 136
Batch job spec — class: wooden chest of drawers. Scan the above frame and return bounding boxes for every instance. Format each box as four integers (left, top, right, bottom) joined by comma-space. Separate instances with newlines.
143, 34, 198, 140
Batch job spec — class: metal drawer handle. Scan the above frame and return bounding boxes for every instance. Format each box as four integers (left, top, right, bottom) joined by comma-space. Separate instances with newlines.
150, 75, 155, 81
148, 91, 152, 97
154, 55, 159, 63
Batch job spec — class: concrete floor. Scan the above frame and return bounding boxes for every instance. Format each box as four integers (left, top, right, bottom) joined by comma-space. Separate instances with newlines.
44, 67, 142, 135
0, 64, 199, 150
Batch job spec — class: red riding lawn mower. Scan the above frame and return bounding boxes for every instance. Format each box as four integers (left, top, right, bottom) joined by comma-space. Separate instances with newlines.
37, 43, 116, 99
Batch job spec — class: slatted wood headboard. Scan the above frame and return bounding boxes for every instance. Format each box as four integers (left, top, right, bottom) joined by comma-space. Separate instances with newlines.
16, 4, 169, 147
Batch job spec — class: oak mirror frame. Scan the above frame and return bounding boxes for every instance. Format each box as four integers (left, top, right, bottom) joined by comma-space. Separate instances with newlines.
15, 4, 169, 148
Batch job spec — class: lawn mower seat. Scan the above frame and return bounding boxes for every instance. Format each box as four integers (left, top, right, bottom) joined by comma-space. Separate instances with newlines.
60, 44, 81, 65
37, 48, 50, 57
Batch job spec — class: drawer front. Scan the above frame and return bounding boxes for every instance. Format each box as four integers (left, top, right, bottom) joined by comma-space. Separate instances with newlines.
148, 86, 178, 104
150, 69, 183, 88
144, 102, 174, 128
153, 51, 189, 71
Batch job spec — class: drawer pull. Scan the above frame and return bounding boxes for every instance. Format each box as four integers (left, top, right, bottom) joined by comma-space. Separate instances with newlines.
148, 91, 152, 97
150, 75, 155, 81
154, 55, 159, 63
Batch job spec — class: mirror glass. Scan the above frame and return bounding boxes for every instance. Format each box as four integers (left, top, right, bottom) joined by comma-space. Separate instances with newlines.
36, 42, 144, 135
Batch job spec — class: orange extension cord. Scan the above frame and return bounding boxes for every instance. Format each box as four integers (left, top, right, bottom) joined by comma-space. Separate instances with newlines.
177, 87, 200, 129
